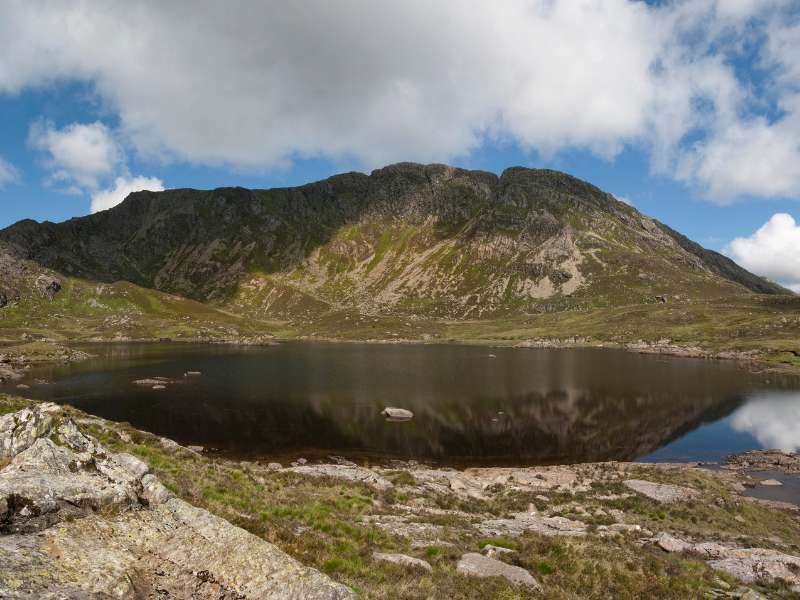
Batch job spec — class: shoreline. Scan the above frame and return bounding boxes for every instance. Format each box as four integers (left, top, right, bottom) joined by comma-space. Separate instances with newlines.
2, 395, 800, 598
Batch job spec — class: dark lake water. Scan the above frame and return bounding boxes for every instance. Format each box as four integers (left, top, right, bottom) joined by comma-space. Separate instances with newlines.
4, 342, 800, 466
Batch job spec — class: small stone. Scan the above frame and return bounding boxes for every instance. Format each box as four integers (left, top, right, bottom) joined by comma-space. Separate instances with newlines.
184, 371, 202, 376
296, 458, 307, 465
381, 407, 414, 421
267, 462, 282, 470
456, 553, 541, 590
481, 544, 516, 558
373, 552, 432, 573
759, 479, 783, 486
152, 385, 166, 390
187, 445, 204, 453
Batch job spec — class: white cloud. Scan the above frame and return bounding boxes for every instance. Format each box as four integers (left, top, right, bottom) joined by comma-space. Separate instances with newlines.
730, 392, 800, 452
0, 1, 798, 200
726, 213, 800, 291
0, 156, 19, 188
90, 176, 164, 213
29, 121, 122, 190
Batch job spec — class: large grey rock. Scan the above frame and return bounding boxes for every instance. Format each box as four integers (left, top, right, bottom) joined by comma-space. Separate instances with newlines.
456, 553, 541, 590
655, 532, 800, 588
478, 512, 586, 538
373, 552, 432, 573
0, 403, 355, 599
624, 479, 698, 503
288, 463, 393, 491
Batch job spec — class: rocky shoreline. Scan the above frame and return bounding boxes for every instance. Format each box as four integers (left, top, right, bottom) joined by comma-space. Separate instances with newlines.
2, 397, 800, 598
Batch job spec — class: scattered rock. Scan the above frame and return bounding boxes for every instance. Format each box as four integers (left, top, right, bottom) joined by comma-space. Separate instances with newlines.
296, 457, 308, 465
288, 464, 393, 491
478, 513, 586, 538
34, 275, 62, 300
381, 407, 414, 421
372, 552, 432, 573
267, 462, 282, 470
134, 377, 172, 386
726, 450, 800, 474
655, 532, 800, 588
482, 544, 516, 558
456, 553, 541, 590
624, 479, 699, 503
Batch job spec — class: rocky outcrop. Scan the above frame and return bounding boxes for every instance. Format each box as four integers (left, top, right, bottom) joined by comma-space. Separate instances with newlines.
623, 479, 699, 503
0, 403, 354, 599
372, 552, 432, 573
726, 450, 800, 474
456, 553, 541, 590
656, 533, 800, 590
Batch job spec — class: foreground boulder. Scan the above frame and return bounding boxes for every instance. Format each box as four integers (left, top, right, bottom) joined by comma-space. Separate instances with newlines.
0, 403, 354, 599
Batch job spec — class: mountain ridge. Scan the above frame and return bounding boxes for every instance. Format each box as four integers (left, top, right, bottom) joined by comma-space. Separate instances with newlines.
0, 163, 790, 324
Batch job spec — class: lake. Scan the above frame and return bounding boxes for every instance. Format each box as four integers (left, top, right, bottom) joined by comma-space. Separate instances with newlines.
4, 342, 800, 466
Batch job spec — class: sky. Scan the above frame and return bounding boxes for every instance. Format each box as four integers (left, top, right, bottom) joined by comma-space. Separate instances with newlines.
0, 1, 799, 291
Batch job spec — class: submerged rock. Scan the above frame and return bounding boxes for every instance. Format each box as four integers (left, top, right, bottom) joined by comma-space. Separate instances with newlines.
456, 553, 541, 590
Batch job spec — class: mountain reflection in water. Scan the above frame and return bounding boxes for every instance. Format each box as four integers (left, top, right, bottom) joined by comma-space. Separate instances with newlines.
6, 342, 798, 466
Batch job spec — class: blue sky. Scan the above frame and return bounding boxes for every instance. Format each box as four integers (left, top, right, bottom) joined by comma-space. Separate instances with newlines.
1, 1, 799, 289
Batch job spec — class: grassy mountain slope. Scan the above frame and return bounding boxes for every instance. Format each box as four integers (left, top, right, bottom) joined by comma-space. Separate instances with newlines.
0, 163, 797, 364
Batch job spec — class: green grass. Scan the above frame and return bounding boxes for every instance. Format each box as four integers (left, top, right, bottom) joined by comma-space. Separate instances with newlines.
3, 394, 798, 598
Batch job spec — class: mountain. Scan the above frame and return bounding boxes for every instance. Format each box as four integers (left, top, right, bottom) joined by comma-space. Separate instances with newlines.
0, 163, 788, 329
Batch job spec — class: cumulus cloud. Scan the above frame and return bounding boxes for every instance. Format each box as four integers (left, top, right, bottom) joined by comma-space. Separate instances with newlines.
90, 175, 164, 213
730, 392, 800, 452
29, 121, 122, 190
0, 1, 798, 200
726, 213, 800, 292
0, 156, 19, 188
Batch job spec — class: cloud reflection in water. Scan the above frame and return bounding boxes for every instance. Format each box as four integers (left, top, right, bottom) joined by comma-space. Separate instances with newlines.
730, 392, 800, 453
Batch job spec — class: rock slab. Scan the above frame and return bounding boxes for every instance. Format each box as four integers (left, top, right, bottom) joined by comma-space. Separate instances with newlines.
456, 553, 541, 590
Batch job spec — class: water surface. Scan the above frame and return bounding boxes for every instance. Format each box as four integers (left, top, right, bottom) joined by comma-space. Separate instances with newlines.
5, 342, 799, 466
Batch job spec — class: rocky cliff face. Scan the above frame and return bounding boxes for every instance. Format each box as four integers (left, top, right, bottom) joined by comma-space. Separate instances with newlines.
0, 163, 788, 321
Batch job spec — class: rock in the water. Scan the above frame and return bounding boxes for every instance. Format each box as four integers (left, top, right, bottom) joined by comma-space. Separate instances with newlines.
456, 553, 541, 590
185, 370, 202, 376
381, 407, 414, 420
152, 384, 166, 390
624, 479, 698, 503
134, 377, 171, 386
373, 552, 432, 573
759, 478, 783, 486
